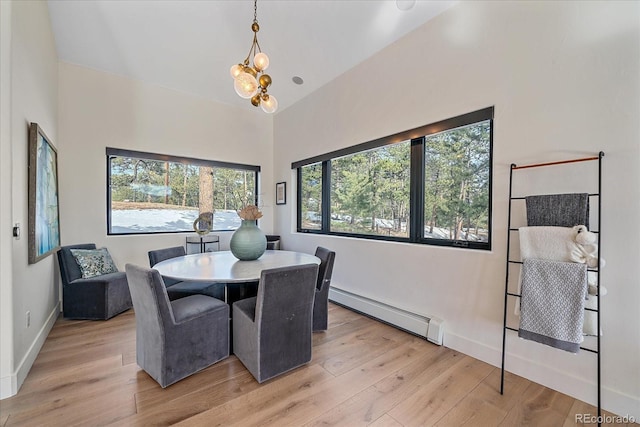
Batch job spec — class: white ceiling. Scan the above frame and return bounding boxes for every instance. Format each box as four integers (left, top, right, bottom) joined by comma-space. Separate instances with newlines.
47, 0, 455, 113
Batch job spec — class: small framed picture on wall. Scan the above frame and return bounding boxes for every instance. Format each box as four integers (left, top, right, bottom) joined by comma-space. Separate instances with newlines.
276, 182, 286, 205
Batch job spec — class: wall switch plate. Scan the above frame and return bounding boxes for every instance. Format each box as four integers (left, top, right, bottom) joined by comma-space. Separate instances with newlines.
13, 223, 20, 239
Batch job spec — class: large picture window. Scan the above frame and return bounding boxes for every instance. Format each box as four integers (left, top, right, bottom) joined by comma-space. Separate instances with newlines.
293, 107, 493, 250
107, 148, 259, 235
331, 142, 410, 238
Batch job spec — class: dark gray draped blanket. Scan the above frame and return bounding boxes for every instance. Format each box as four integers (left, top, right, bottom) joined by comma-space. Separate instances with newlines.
526, 193, 589, 228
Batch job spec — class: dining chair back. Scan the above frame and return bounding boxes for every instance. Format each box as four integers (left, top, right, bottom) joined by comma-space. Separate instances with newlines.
148, 246, 224, 300
232, 263, 319, 383
148, 246, 186, 286
312, 246, 336, 331
125, 264, 229, 388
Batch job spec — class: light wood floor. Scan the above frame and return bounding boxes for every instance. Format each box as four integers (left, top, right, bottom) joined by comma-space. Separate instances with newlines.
0, 303, 628, 427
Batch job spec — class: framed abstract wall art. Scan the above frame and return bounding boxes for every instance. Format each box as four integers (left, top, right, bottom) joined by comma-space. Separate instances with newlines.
276, 181, 286, 205
28, 122, 60, 264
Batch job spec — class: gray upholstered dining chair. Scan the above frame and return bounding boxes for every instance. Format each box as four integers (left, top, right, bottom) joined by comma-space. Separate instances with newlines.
148, 246, 224, 301
312, 246, 336, 332
125, 264, 229, 388
57, 243, 132, 320
232, 263, 319, 383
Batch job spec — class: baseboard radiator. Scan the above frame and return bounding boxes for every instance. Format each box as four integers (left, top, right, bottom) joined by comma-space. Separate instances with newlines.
328, 287, 444, 345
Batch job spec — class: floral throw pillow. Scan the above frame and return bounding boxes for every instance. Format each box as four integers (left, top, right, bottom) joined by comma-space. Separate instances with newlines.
70, 248, 119, 279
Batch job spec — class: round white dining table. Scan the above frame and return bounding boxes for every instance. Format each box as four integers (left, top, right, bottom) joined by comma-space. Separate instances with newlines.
153, 250, 320, 283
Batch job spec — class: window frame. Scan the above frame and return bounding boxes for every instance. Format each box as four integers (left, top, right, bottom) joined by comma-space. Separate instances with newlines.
293, 107, 494, 250
106, 147, 260, 236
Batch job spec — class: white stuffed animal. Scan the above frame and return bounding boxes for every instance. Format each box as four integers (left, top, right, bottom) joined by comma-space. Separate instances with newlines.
570, 225, 605, 269
571, 226, 607, 337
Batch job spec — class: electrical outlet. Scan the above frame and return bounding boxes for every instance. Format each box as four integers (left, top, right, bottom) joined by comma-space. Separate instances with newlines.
26, 311, 30, 328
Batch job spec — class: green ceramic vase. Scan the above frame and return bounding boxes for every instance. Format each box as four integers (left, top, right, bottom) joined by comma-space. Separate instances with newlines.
229, 220, 267, 260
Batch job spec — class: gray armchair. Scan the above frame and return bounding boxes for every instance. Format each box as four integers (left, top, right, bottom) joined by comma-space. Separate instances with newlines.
57, 244, 132, 320
232, 264, 319, 383
312, 246, 336, 332
125, 264, 229, 388
148, 246, 224, 301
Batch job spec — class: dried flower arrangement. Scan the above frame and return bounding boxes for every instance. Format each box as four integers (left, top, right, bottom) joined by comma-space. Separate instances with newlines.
237, 205, 263, 221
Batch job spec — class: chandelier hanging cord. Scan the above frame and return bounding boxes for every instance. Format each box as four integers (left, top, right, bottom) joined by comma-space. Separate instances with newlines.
243, 1, 262, 65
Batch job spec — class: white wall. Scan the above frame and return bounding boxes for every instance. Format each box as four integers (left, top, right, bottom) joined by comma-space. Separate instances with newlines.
1, 0, 60, 399
57, 63, 274, 269
0, 0, 15, 399
274, 0, 640, 418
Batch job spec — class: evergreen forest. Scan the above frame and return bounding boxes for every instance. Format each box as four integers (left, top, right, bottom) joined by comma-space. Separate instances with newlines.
300, 121, 490, 242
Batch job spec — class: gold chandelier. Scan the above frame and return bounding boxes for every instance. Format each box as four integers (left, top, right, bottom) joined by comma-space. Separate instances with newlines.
229, 0, 278, 113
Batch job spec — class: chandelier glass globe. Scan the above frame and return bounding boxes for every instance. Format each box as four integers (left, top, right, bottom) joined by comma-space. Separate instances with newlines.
234, 72, 259, 99
253, 52, 269, 71
230, 64, 244, 79
260, 94, 278, 113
